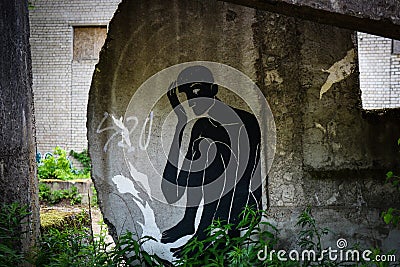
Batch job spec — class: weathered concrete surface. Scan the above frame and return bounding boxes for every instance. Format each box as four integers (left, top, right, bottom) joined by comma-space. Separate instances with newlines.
88, 0, 400, 260
89, 1, 267, 261
222, 0, 400, 40
0, 0, 40, 256
40, 179, 93, 204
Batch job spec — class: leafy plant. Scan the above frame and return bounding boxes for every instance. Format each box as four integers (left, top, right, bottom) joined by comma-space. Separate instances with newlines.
176, 206, 282, 267
0, 203, 31, 267
37, 147, 90, 180
296, 207, 335, 266
382, 137, 400, 227
296, 207, 329, 251
32, 220, 164, 266
39, 183, 82, 205
90, 185, 98, 207
2, 201, 397, 266
69, 149, 91, 176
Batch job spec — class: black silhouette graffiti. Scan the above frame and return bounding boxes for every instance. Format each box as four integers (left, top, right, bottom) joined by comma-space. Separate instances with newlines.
161, 66, 262, 255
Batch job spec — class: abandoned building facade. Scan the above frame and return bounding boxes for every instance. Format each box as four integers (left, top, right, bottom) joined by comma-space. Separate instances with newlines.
25, 0, 400, 258
29, 0, 120, 153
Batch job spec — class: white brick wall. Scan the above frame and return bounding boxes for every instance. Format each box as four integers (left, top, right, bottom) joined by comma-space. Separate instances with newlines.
29, 0, 120, 153
357, 32, 400, 109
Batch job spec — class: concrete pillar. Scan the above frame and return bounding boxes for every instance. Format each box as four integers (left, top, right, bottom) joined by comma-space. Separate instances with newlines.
0, 0, 40, 257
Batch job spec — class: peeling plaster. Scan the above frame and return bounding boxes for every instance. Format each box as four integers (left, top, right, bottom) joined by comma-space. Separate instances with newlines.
326, 192, 339, 205
314, 122, 326, 134
314, 193, 321, 206
320, 49, 355, 99
265, 69, 283, 85
329, 0, 340, 11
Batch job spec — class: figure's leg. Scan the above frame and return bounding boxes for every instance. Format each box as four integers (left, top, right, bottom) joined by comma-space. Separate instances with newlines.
161, 188, 202, 243
161, 206, 198, 243
171, 201, 219, 257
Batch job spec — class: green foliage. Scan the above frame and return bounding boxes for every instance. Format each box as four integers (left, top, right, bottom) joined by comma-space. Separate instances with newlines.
382, 138, 400, 227
382, 207, 400, 226
36, 205, 396, 267
32, 222, 164, 266
39, 183, 82, 205
296, 207, 333, 266
176, 206, 283, 267
0, 203, 31, 267
69, 149, 91, 176
40, 210, 90, 235
90, 185, 98, 207
1, 203, 397, 266
386, 170, 400, 189
28, 1, 34, 10
33, 224, 91, 266
38, 147, 90, 180
353, 247, 397, 267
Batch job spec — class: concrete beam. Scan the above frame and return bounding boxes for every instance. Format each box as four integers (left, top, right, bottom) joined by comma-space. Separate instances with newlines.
221, 0, 400, 40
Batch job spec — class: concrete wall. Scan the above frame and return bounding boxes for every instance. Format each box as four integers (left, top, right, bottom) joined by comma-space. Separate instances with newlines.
29, 0, 120, 153
222, 0, 400, 40
88, 0, 400, 262
0, 0, 39, 256
358, 32, 400, 109
40, 179, 93, 204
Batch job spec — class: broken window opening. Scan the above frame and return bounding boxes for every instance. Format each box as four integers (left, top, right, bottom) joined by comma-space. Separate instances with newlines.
73, 26, 107, 61
357, 32, 400, 110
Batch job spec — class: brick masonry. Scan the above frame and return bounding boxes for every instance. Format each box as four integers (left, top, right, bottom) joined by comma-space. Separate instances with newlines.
29, 0, 120, 153
358, 32, 400, 109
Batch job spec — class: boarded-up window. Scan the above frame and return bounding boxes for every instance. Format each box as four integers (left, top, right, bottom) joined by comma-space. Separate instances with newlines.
73, 26, 107, 61
393, 40, 400, 54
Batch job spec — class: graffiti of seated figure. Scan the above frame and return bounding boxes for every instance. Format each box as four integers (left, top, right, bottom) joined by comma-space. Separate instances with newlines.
161, 65, 263, 256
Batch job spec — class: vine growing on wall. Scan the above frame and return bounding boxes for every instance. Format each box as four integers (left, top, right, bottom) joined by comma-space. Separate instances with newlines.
69, 149, 91, 175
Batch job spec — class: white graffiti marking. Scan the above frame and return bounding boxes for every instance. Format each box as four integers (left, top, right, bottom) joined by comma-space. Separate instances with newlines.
139, 111, 153, 150
112, 174, 202, 262
128, 162, 152, 200
96, 111, 153, 153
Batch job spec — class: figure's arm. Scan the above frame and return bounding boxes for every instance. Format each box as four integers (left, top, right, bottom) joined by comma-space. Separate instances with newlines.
162, 125, 186, 203
162, 82, 188, 203
162, 122, 204, 203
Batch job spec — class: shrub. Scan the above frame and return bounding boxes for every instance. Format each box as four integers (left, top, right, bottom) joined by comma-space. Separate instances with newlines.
176, 206, 282, 267
38, 147, 90, 180
39, 183, 82, 205
382, 138, 400, 227
0, 203, 31, 267
69, 149, 91, 176
2, 202, 397, 266
33, 221, 164, 266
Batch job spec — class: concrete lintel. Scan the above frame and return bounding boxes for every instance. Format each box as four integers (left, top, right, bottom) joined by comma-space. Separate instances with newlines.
220, 0, 400, 40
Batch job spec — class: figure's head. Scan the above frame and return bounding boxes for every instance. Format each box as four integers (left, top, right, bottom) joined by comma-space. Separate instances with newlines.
177, 66, 218, 115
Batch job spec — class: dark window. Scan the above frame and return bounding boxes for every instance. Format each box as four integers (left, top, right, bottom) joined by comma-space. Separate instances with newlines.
73, 26, 107, 61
